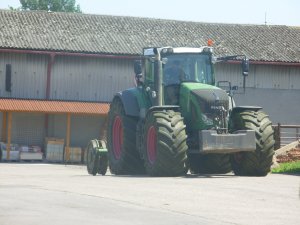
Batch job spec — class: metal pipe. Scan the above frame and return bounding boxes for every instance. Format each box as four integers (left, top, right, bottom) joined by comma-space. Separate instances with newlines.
154, 49, 163, 106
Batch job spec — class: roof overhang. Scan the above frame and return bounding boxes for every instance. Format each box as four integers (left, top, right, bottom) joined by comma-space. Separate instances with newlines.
0, 48, 140, 60
222, 59, 300, 67
0, 99, 110, 115
1, 48, 300, 66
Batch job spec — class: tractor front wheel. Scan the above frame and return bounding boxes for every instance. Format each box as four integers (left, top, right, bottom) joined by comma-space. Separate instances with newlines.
230, 110, 275, 176
141, 110, 188, 176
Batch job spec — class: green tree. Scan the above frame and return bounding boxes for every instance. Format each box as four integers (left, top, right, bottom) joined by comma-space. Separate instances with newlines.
19, 0, 82, 13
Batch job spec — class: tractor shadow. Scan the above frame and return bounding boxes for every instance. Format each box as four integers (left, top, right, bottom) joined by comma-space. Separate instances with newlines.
184, 173, 237, 178
103, 173, 237, 179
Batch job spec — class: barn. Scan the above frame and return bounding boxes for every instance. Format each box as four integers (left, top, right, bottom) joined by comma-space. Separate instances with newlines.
0, 10, 299, 159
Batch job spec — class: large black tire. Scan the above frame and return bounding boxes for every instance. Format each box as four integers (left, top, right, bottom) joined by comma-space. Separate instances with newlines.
141, 110, 188, 176
107, 97, 144, 175
230, 110, 275, 176
188, 154, 231, 174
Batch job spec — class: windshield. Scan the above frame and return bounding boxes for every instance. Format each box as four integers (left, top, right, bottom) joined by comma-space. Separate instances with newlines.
163, 54, 213, 85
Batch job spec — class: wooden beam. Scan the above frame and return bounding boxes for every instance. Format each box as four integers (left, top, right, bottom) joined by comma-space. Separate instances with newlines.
6, 112, 12, 160
1, 112, 7, 142
65, 113, 71, 162
99, 116, 108, 140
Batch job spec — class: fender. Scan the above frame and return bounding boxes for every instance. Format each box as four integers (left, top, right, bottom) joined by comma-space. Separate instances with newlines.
231, 106, 262, 115
146, 105, 180, 117
115, 89, 140, 117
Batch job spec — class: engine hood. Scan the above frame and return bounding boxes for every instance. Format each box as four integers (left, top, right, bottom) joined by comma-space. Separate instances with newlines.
179, 82, 229, 130
181, 82, 228, 104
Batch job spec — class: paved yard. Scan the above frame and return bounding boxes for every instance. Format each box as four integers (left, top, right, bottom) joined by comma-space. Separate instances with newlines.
0, 163, 299, 225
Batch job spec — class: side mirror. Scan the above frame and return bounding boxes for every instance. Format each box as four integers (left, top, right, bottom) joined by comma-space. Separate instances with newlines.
134, 60, 142, 76
232, 86, 238, 91
242, 58, 249, 76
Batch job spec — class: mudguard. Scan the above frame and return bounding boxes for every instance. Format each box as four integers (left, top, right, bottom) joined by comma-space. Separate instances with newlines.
231, 106, 262, 114
115, 89, 140, 117
115, 88, 180, 118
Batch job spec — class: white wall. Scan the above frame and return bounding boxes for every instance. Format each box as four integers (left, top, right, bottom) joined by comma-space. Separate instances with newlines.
215, 63, 300, 124
0, 53, 47, 99
51, 56, 135, 102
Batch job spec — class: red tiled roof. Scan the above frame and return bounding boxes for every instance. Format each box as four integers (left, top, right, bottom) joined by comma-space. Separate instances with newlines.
0, 99, 110, 115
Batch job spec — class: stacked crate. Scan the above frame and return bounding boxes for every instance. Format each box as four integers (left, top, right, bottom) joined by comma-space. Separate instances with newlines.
45, 138, 65, 162
19, 146, 43, 161
0, 142, 20, 161
64, 147, 82, 163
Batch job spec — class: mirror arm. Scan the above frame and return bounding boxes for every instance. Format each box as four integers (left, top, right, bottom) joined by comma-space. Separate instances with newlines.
216, 55, 247, 62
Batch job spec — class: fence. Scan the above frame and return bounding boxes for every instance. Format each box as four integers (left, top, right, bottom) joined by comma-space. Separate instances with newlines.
273, 124, 300, 150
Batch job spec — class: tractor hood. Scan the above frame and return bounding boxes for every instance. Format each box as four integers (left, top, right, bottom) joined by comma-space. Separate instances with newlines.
180, 82, 229, 130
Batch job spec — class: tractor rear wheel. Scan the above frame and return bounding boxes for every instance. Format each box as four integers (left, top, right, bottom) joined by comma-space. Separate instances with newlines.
141, 110, 188, 176
230, 110, 275, 176
107, 97, 144, 175
188, 154, 231, 174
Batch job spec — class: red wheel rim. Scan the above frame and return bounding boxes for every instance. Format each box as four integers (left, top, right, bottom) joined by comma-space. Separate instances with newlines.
112, 116, 123, 160
147, 126, 157, 164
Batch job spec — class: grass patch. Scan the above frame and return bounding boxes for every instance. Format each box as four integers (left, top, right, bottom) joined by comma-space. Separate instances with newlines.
272, 161, 300, 174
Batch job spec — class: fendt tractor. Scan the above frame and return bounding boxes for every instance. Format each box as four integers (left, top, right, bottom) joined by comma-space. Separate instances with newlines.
87, 42, 275, 177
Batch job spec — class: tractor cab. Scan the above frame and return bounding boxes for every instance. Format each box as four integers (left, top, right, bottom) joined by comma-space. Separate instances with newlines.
136, 47, 215, 106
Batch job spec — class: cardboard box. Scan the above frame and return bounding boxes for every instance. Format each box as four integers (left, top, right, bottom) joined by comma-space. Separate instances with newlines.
45, 137, 64, 145
45, 143, 64, 162
65, 147, 82, 163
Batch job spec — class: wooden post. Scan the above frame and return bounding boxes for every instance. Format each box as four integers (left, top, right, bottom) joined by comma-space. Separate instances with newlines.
6, 112, 12, 160
99, 116, 108, 140
1, 112, 7, 142
65, 113, 71, 162
278, 123, 281, 148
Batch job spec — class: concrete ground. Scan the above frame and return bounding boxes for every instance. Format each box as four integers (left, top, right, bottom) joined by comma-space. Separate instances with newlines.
0, 163, 299, 225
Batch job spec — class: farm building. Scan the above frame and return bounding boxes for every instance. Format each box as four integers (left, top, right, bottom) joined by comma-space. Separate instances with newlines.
0, 10, 299, 158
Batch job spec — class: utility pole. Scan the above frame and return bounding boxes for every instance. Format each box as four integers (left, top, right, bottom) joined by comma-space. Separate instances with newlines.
264, 12, 267, 25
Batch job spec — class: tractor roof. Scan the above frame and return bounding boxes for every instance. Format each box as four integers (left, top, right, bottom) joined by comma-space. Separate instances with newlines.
143, 47, 213, 56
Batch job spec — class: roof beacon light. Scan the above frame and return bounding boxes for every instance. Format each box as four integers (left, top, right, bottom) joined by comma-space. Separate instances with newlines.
207, 39, 213, 46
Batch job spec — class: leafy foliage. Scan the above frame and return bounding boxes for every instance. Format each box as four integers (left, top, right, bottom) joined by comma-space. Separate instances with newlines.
19, 0, 82, 13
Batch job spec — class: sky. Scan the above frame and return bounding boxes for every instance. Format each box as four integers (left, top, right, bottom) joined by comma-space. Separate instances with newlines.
0, 0, 299, 26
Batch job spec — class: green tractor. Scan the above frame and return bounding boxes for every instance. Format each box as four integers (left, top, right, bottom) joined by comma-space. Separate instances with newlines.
88, 45, 275, 177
